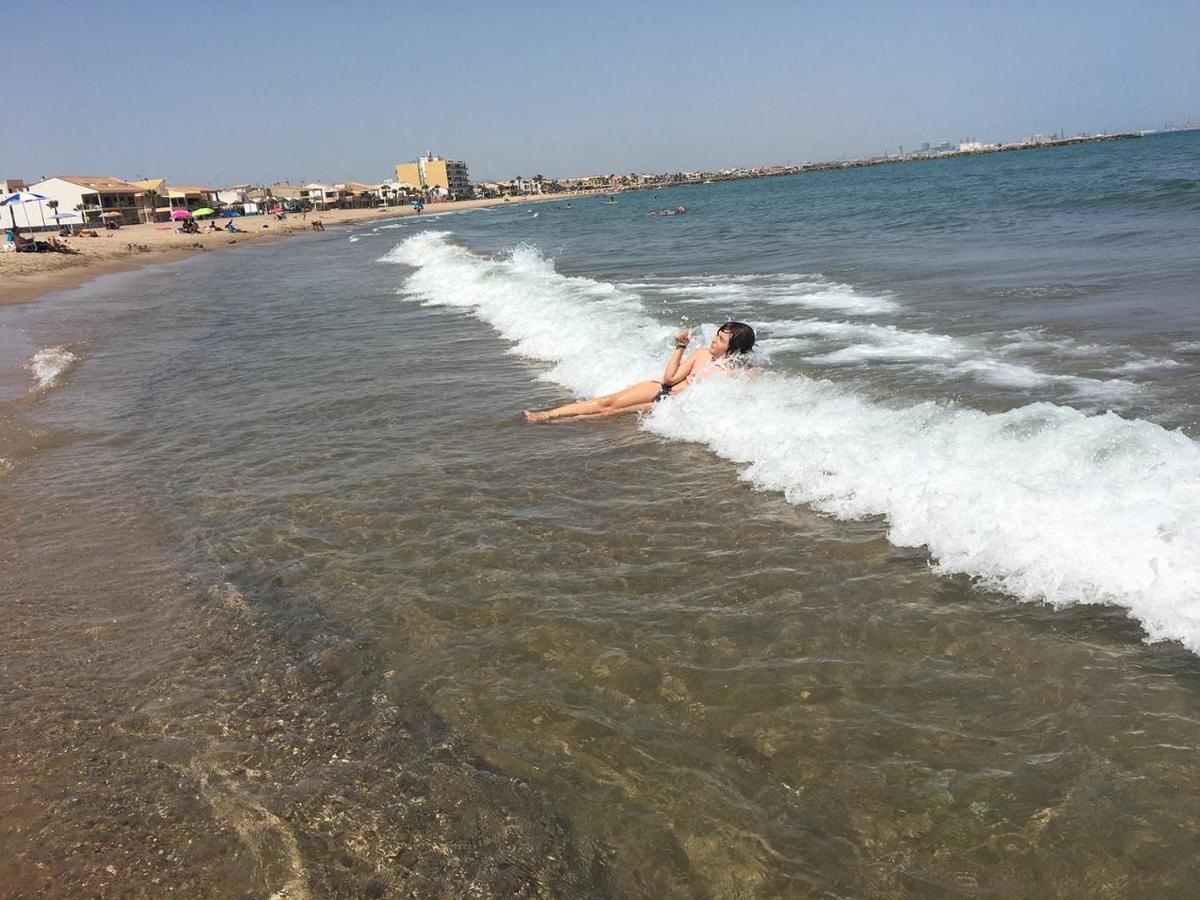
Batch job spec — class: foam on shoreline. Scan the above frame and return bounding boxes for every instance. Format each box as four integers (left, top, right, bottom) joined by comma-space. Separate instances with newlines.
28, 346, 79, 390
383, 231, 1200, 654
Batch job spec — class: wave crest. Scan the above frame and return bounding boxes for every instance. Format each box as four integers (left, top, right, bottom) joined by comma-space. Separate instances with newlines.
385, 231, 1200, 654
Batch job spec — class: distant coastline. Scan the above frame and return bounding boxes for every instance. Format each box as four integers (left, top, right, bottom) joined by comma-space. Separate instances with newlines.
543, 127, 1197, 196
687, 130, 1152, 185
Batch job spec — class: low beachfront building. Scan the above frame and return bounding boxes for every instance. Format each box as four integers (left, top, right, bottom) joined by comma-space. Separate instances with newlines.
10, 176, 144, 228
131, 178, 169, 223
301, 183, 342, 209
510, 177, 543, 196
377, 181, 413, 206
167, 185, 219, 212
339, 182, 383, 208
394, 154, 471, 200
216, 185, 251, 206
268, 184, 304, 206
216, 185, 271, 215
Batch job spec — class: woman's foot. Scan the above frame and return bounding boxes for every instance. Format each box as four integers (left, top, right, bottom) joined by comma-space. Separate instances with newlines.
523, 410, 552, 423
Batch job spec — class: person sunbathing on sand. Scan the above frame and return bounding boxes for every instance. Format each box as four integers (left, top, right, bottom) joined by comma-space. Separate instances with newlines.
524, 321, 755, 423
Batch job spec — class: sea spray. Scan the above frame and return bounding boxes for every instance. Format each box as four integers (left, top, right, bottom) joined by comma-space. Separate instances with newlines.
28, 346, 79, 391
384, 231, 1200, 652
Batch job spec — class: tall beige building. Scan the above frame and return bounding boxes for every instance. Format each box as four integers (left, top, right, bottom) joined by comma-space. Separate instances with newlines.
395, 154, 471, 199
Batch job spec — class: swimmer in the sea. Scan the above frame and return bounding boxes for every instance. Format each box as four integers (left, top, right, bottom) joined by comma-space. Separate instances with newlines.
523, 322, 755, 423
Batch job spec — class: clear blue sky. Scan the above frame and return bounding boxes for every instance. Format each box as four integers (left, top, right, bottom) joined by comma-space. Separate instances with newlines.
4, 0, 1197, 185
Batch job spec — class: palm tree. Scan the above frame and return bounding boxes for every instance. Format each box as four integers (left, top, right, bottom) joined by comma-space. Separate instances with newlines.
143, 189, 159, 224
47, 200, 59, 226
73, 203, 86, 226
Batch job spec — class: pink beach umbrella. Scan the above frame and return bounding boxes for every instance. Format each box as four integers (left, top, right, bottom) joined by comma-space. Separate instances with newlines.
170, 209, 193, 220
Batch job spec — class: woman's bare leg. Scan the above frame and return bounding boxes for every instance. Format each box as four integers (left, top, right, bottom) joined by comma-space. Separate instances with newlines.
565, 401, 655, 420
524, 380, 662, 423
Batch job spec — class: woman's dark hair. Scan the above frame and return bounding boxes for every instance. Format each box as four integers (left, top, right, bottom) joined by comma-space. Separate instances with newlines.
719, 321, 756, 354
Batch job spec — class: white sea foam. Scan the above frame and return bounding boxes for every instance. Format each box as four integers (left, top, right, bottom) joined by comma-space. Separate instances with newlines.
767, 320, 968, 363
935, 359, 1140, 401
996, 329, 1182, 377
619, 274, 899, 316
383, 234, 674, 395
766, 321, 1137, 401
28, 347, 78, 390
384, 232, 1200, 654
997, 328, 1112, 358
1110, 358, 1182, 374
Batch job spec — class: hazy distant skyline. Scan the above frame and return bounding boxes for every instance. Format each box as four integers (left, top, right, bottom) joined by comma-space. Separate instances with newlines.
3, 0, 1197, 186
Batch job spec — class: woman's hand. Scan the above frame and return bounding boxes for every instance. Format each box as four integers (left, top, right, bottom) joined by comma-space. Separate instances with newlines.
674, 330, 691, 348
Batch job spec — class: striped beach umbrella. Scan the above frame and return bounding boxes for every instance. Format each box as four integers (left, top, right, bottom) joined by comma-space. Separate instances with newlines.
1, 191, 49, 230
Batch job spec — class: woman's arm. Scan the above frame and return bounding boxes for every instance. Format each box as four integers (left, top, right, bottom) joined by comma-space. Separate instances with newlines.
662, 350, 703, 386
662, 331, 697, 385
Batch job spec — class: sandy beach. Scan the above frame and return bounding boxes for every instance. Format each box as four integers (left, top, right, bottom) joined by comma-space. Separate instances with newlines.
0, 192, 591, 306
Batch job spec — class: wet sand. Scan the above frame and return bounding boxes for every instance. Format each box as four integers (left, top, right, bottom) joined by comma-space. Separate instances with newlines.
0, 193, 617, 898
0, 457, 599, 898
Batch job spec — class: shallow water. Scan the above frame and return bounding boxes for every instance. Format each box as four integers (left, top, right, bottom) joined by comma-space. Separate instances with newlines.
3, 132, 1200, 897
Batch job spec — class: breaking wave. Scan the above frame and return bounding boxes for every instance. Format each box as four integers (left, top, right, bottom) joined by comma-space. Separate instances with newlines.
383, 231, 1200, 654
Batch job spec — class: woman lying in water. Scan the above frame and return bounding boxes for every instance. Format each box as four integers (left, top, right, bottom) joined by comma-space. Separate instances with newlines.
523, 321, 755, 423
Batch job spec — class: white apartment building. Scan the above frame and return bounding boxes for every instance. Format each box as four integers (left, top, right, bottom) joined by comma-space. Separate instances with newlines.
6, 176, 143, 228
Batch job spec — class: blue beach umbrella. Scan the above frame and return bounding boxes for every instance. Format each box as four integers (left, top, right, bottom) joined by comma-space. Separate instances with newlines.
1, 191, 48, 230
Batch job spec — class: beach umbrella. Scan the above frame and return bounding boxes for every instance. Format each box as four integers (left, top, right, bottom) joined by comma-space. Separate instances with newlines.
170, 209, 192, 220
98, 211, 123, 218
1, 190, 48, 230
192, 207, 215, 217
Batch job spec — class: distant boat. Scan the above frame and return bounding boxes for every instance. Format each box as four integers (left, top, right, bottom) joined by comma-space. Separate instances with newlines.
702, 179, 714, 184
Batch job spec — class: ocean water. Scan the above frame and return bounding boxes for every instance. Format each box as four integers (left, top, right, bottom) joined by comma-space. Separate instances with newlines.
3, 131, 1200, 897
